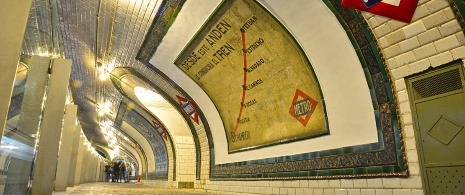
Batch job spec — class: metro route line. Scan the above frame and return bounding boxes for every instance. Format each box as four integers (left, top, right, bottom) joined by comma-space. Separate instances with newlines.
234, 29, 248, 134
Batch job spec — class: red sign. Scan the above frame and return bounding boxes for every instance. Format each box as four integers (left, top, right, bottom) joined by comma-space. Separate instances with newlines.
341, 0, 419, 23
176, 95, 199, 124
152, 120, 167, 140
289, 89, 318, 127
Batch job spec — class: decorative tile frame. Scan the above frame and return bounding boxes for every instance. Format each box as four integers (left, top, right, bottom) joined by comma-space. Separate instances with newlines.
450, 0, 465, 30
172, 0, 330, 154
136, 0, 187, 64
208, 0, 407, 180
135, 0, 408, 180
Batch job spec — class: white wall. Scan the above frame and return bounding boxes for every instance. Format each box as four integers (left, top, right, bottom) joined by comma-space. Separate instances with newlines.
150, 0, 465, 194
150, 0, 378, 164
201, 0, 462, 194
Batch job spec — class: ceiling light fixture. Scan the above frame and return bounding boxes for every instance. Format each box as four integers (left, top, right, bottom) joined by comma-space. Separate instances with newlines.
99, 73, 107, 81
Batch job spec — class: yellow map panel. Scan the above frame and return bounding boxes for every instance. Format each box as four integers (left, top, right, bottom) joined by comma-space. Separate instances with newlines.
175, 0, 328, 153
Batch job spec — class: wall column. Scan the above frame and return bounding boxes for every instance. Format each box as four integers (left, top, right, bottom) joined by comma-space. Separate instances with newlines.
87, 153, 92, 183
73, 136, 85, 186
98, 163, 102, 182
67, 125, 82, 187
81, 149, 89, 184
101, 163, 105, 181
12, 56, 50, 143
84, 154, 90, 183
94, 157, 98, 182
54, 104, 78, 191
90, 156, 95, 182
95, 160, 101, 182
30, 59, 72, 195
0, 0, 33, 141
3, 56, 50, 195
91, 156, 96, 182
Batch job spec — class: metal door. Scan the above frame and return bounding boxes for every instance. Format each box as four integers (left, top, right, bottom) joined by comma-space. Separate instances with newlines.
408, 63, 465, 195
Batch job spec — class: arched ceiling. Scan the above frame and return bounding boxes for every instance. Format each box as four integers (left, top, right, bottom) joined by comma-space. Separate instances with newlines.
15, 0, 384, 167
110, 67, 191, 137
119, 119, 156, 172
15, 0, 182, 163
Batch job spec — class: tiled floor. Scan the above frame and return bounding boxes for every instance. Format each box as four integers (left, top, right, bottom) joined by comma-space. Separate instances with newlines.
52, 182, 221, 195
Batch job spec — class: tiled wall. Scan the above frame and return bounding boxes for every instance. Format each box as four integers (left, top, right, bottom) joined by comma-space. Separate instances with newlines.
143, 0, 464, 194
195, 121, 211, 185
144, 135, 196, 188
165, 132, 175, 181
193, 0, 464, 194
203, 179, 423, 194
175, 136, 196, 182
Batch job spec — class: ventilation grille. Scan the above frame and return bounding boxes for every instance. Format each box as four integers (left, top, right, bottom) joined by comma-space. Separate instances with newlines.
427, 166, 465, 194
412, 68, 463, 100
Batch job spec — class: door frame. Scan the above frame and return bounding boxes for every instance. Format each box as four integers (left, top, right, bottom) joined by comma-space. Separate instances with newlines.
406, 60, 465, 194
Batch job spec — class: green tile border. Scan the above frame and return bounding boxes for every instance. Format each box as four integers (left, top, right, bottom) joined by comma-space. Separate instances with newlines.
136, 0, 187, 63
135, 0, 409, 180
210, 0, 408, 180
171, 0, 330, 153
450, 0, 465, 31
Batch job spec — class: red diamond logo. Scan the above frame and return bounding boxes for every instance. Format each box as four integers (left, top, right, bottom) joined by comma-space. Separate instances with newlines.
289, 89, 318, 126
152, 120, 168, 140
176, 95, 199, 124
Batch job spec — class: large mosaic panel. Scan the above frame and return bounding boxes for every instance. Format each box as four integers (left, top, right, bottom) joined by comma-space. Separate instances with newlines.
137, 0, 407, 179
207, 0, 407, 179
174, 0, 328, 153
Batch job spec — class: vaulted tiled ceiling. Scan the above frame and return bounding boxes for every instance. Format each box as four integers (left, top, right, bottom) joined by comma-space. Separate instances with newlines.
61, 0, 164, 147
19, 0, 177, 152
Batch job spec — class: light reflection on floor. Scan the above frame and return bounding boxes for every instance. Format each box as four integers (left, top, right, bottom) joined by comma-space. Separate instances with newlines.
52, 182, 221, 195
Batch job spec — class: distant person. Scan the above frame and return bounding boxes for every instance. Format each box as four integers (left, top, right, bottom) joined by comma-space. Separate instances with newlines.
113, 161, 121, 182
104, 162, 112, 182
111, 162, 116, 182
120, 162, 127, 183
126, 163, 132, 183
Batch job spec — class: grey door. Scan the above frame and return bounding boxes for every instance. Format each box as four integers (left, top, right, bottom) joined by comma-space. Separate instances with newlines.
408, 64, 465, 195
